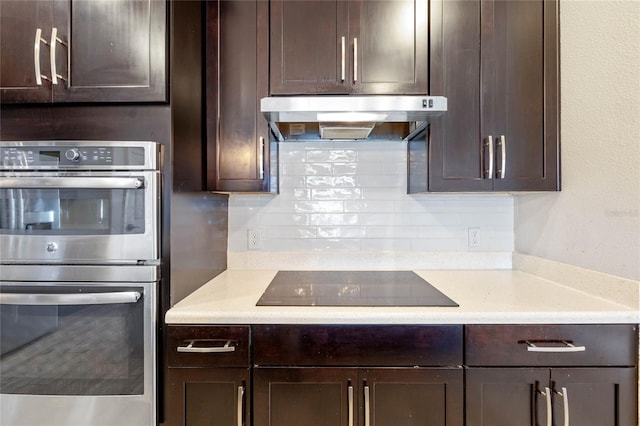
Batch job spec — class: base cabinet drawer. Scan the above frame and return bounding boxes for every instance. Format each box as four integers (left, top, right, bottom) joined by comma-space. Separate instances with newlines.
465, 324, 638, 366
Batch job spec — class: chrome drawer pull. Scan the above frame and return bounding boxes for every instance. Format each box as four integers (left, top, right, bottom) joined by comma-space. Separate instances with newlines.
363, 384, 370, 426
347, 384, 354, 426
541, 387, 552, 426
177, 339, 236, 353
50, 27, 68, 85
237, 385, 244, 426
484, 135, 494, 179
34, 28, 50, 85
525, 340, 586, 353
341, 36, 346, 82
556, 386, 569, 426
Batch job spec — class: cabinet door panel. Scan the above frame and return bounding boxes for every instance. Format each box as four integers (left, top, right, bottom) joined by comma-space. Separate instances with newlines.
362, 368, 463, 426
0, 1, 53, 103
165, 367, 250, 426
254, 367, 357, 426
270, 0, 348, 94
53, 0, 166, 102
206, 0, 272, 192
552, 368, 637, 426
466, 368, 550, 426
492, 0, 558, 190
352, 0, 428, 94
421, 0, 492, 192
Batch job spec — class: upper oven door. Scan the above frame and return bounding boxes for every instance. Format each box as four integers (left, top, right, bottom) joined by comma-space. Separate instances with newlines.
0, 171, 159, 263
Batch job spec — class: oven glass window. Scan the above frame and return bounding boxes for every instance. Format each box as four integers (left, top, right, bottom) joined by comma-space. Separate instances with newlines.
0, 187, 145, 235
0, 286, 145, 396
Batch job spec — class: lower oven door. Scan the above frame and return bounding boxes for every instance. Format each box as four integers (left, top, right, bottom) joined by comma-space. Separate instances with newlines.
0, 281, 156, 426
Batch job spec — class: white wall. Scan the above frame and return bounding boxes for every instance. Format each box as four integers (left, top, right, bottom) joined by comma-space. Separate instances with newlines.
229, 141, 513, 268
514, 0, 640, 280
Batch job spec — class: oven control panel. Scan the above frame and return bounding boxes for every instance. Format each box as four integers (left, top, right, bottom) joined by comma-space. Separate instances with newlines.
0, 142, 156, 170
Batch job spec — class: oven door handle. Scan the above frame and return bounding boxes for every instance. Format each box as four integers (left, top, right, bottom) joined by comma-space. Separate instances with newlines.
0, 291, 141, 305
0, 177, 145, 190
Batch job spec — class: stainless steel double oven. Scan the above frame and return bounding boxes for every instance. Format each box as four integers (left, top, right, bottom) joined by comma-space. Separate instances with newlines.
0, 141, 161, 426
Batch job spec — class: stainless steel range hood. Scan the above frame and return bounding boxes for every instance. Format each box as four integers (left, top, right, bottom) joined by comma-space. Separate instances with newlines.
261, 95, 447, 141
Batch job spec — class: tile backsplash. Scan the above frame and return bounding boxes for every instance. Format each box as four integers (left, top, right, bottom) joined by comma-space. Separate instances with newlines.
228, 141, 513, 265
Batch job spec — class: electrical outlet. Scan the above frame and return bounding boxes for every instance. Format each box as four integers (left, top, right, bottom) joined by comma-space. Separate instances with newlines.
468, 227, 481, 248
247, 228, 263, 250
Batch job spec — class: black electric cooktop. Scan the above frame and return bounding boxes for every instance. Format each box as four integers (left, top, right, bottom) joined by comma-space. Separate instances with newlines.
256, 271, 458, 307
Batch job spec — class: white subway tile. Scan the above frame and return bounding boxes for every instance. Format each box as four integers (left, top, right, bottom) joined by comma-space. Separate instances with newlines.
311, 188, 363, 200
306, 175, 357, 188
309, 213, 360, 226
295, 201, 344, 213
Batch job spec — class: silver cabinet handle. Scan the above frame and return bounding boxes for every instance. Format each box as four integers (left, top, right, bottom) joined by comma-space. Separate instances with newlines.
34, 28, 50, 85
363, 385, 370, 426
542, 387, 553, 426
353, 37, 358, 82
0, 291, 141, 305
237, 385, 244, 426
556, 386, 569, 426
497, 135, 506, 178
484, 135, 494, 179
525, 341, 586, 353
0, 177, 144, 190
341, 36, 346, 82
347, 384, 354, 426
259, 137, 265, 180
177, 339, 236, 353
49, 27, 68, 85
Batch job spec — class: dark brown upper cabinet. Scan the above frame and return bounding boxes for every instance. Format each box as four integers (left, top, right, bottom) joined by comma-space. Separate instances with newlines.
205, 0, 276, 193
0, 0, 166, 103
410, 0, 559, 192
270, 0, 428, 95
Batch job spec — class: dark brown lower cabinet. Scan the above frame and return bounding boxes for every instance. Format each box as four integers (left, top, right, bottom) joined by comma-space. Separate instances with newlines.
465, 324, 639, 426
254, 367, 463, 426
165, 367, 250, 426
164, 325, 251, 426
466, 367, 637, 426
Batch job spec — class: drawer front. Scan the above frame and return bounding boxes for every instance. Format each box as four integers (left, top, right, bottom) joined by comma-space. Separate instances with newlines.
167, 325, 250, 367
253, 325, 463, 366
466, 324, 638, 367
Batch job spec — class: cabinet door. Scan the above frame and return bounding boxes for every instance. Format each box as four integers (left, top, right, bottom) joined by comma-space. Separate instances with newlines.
51, 0, 166, 102
422, 0, 492, 192
206, 0, 273, 192
165, 367, 250, 426
551, 368, 637, 426
361, 368, 463, 426
270, 0, 349, 95
254, 367, 358, 426
0, 1, 54, 103
491, 0, 559, 191
350, 0, 428, 95
466, 368, 550, 426
423, 0, 559, 193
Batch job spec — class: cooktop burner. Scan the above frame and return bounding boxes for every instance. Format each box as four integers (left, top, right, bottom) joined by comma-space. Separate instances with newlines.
256, 271, 458, 307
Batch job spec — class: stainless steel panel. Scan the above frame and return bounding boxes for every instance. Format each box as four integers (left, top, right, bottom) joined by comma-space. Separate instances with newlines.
0, 171, 159, 263
0, 264, 159, 283
0, 281, 157, 426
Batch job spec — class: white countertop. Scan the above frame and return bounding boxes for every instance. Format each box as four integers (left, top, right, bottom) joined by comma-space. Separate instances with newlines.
165, 268, 639, 325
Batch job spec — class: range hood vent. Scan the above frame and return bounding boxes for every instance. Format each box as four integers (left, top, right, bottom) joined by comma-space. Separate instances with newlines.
261, 95, 447, 142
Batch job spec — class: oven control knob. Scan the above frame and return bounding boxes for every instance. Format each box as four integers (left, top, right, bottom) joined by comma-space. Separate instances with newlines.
46, 242, 58, 252
65, 148, 81, 162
